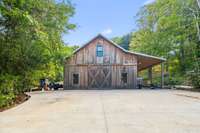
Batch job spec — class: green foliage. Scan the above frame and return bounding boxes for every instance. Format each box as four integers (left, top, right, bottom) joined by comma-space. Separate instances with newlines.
112, 33, 132, 50
0, 74, 16, 108
0, 94, 15, 108
129, 0, 200, 88
187, 70, 200, 89
167, 75, 186, 85
0, 0, 76, 105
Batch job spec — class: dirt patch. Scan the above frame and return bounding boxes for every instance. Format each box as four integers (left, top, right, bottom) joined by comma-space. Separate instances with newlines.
0, 93, 30, 112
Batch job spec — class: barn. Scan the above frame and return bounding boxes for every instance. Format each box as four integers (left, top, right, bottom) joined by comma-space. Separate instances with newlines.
64, 34, 166, 89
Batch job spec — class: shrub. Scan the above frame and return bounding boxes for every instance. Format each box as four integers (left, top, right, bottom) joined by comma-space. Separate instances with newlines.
167, 75, 185, 85
0, 74, 16, 108
187, 70, 200, 90
0, 93, 15, 108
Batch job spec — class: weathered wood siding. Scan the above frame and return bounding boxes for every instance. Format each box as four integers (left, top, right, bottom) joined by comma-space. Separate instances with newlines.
64, 36, 138, 89
67, 37, 137, 65
64, 65, 88, 89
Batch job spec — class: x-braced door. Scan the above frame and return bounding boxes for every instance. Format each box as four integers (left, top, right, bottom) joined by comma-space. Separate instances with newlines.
88, 66, 111, 89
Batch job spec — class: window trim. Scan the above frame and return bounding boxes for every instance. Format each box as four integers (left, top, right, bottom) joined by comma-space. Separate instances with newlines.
96, 44, 104, 57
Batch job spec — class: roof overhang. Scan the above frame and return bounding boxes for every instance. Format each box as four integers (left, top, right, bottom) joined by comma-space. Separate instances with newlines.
130, 52, 166, 71
122, 50, 166, 71
72, 34, 166, 71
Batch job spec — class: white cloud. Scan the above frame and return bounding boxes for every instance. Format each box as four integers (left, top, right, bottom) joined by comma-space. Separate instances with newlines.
143, 0, 155, 5
101, 28, 112, 35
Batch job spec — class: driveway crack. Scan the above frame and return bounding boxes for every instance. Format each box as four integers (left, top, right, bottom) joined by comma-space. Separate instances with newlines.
100, 94, 109, 133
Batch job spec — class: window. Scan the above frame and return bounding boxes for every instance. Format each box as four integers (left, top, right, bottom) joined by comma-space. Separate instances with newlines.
73, 73, 79, 85
121, 72, 128, 84
96, 45, 103, 57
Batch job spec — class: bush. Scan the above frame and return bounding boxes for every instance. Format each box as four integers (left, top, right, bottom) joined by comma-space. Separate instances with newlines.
187, 71, 200, 89
0, 74, 16, 108
0, 93, 15, 108
0, 73, 33, 108
167, 75, 185, 85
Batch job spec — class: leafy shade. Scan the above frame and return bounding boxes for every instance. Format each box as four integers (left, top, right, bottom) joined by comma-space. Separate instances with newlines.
130, 0, 200, 88
0, 0, 76, 96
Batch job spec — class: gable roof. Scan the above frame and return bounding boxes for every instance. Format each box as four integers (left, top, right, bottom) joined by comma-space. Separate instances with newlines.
72, 34, 166, 71
74, 34, 166, 61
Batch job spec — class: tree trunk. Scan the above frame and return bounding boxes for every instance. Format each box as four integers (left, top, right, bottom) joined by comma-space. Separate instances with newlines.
179, 45, 186, 73
197, 0, 200, 9
194, 15, 200, 42
187, 7, 200, 42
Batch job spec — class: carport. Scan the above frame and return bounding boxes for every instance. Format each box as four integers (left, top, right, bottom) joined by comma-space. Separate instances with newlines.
128, 51, 166, 88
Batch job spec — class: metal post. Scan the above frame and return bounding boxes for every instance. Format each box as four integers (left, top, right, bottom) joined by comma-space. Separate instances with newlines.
148, 67, 153, 85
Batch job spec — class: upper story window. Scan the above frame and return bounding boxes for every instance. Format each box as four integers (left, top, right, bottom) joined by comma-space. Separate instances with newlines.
96, 45, 103, 57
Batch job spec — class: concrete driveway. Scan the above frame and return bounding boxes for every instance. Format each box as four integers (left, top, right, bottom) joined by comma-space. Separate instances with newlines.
1, 89, 200, 133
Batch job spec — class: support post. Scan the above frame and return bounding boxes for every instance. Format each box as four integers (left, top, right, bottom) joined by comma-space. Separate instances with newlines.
161, 62, 164, 88
148, 67, 153, 85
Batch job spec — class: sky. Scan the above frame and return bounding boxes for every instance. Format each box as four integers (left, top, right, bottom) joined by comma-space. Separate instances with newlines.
62, 0, 154, 46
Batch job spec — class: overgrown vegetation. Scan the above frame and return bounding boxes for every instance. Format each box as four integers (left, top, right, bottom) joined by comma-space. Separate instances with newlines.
113, 0, 200, 89
0, 0, 75, 108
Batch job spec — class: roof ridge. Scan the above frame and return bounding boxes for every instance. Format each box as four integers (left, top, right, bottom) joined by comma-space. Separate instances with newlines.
73, 34, 166, 61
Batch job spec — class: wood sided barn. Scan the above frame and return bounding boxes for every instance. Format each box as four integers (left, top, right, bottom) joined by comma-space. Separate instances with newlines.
64, 34, 166, 89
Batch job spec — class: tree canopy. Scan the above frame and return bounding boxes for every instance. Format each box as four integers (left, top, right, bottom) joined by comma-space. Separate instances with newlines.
112, 33, 132, 50
129, 0, 200, 87
112, 0, 200, 88
0, 0, 75, 107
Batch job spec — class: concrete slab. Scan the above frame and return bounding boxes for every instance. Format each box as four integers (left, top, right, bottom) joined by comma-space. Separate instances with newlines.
1, 89, 200, 133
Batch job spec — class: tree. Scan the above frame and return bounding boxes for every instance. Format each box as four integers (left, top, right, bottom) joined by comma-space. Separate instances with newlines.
112, 33, 132, 50
130, 0, 200, 88
0, 0, 75, 95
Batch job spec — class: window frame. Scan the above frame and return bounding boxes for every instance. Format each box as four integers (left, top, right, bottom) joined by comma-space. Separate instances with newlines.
96, 44, 104, 57
72, 73, 79, 85
121, 72, 128, 84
